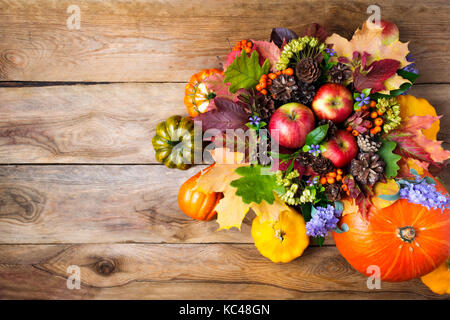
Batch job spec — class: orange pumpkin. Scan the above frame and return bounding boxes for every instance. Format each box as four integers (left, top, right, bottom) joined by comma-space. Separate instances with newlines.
184, 69, 223, 117
333, 171, 450, 282
178, 164, 223, 221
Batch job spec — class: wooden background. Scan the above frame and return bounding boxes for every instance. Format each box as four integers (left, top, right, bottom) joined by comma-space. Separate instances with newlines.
0, 0, 449, 300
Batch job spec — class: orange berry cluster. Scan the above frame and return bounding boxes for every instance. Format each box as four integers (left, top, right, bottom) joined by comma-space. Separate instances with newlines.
320, 168, 344, 185
232, 39, 253, 53
346, 100, 384, 136
256, 68, 294, 95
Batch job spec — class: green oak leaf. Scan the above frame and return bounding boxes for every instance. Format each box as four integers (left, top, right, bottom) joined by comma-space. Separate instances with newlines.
378, 140, 402, 179
224, 50, 270, 93
230, 165, 281, 204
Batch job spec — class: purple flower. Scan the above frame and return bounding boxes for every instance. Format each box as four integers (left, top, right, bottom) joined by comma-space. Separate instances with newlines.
325, 48, 337, 57
308, 144, 321, 157
399, 179, 450, 211
355, 93, 370, 107
249, 116, 261, 126
306, 204, 342, 237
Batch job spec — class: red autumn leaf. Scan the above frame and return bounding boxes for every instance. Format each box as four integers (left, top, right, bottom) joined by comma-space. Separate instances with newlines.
203, 73, 242, 109
303, 23, 329, 42
388, 132, 434, 163
401, 114, 441, 132
253, 40, 281, 72
353, 59, 400, 92
356, 185, 374, 220
195, 97, 249, 132
389, 115, 450, 164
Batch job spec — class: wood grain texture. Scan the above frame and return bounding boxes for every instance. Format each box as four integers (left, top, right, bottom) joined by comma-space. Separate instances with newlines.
0, 165, 256, 244
0, 244, 444, 299
0, 83, 185, 163
1, 84, 449, 164
0, 0, 449, 83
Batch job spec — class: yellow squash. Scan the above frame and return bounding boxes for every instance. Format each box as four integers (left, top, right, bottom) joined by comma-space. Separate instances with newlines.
421, 259, 450, 295
251, 209, 309, 263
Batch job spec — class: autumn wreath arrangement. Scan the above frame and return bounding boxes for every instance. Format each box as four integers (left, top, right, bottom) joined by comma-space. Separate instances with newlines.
152, 19, 450, 293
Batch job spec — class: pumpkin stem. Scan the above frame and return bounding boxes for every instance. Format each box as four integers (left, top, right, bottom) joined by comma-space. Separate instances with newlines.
398, 226, 416, 243
275, 229, 285, 243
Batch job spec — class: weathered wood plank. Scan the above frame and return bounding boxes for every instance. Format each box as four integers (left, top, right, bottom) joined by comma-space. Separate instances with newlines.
0, 165, 256, 244
0, 83, 185, 163
0, 244, 443, 299
0, 0, 448, 83
1, 84, 449, 164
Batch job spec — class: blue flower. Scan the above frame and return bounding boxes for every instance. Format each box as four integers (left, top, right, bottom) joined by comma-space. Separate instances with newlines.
307, 176, 319, 187
399, 179, 450, 211
308, 144, 321, 157
249, 116, 261, 126
306, 204, 342, 237
325, 48, 337, 57
355, 93, 370, 107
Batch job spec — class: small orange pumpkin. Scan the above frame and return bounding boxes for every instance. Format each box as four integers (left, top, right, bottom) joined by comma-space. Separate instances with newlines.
184, 69, 223, 117
334, 170, 450, 282
178, 164, 223, 221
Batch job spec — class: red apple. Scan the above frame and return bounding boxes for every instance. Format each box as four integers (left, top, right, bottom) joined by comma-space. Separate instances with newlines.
322, 130, 358, 168
312, 83, 353, 123
269, 102, 315, 149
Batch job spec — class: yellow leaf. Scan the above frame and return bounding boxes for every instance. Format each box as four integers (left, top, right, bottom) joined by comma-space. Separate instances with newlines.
406, 158, 425, 175
215, 187, 250, 230
421, 258, 450, 295
326, 19, 411, 92
250, 194, 291, 224
372, 179, 400, 210
341, 198, 359, 217
379, 74, 410, 95
396, 95, 439, 140
195, 163, 243, 193
210, 148, 247, 165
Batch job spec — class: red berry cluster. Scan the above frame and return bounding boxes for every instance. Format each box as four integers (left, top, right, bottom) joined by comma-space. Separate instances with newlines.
232, 39, 253, 53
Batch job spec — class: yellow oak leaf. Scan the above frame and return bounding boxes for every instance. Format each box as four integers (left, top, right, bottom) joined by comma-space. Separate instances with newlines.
195, 163, 243, 193
372, 179, 400, 210
215, 187, 250, 230
210, 147, 247, 165
341, 198, 359, 217
250, 194, 290, 224
397, 95, 439, 140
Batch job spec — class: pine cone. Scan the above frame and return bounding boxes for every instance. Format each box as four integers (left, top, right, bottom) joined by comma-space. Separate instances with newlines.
345, 110, 372, 134
325, 183, 342, 201
357, 134, 382, 153
296, 152, 314, 166
255, 94, 276, 122
317, 119, 337, 140
271, 74, 298, 101
350, 153, 385, 185
296, 57, 321, 84
328, 62, 352, 84
311, 156, 334, 175
291, 81, 316, 105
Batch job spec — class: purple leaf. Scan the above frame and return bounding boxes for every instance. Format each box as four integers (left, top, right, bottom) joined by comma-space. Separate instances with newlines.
353, 59, 400, 92
195, 98, 249, 132
270, 28, 298, 48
